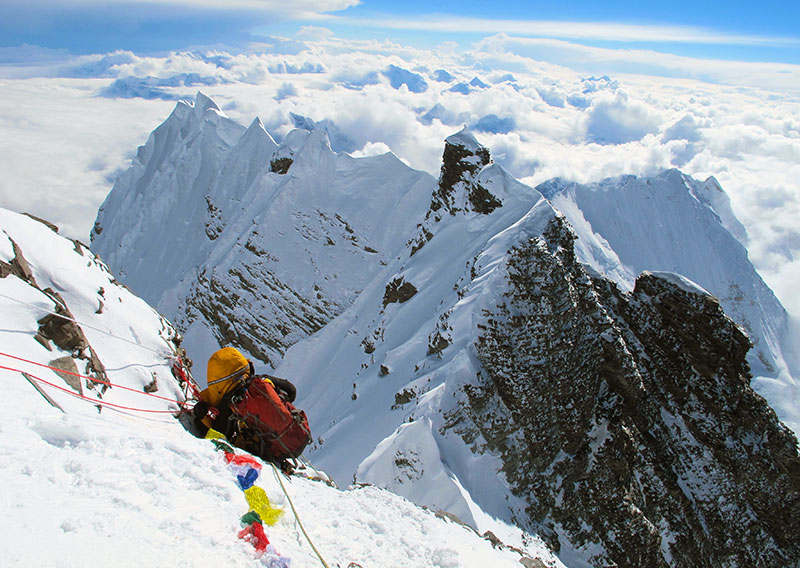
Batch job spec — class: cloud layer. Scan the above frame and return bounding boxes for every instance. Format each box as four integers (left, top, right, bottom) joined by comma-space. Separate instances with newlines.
1, 34, 799, 319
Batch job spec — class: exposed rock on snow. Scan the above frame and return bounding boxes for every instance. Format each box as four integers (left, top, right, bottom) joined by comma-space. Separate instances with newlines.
474, 214, 800, 566
431, 127, 499, 216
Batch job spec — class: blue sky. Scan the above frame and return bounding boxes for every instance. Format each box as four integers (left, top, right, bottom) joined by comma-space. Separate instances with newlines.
1, 0, 799, 65
2, 1, 800, 322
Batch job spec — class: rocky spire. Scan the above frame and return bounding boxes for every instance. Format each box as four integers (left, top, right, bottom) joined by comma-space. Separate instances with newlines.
430, 127, 501, 217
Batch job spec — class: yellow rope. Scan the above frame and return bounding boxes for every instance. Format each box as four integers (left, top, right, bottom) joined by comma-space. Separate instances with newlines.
270, 462, 330, 568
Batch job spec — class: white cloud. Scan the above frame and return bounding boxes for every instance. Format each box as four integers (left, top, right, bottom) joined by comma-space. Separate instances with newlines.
0, 77, 176, 238
350, 141, 392, 158
1, 34, 799, 320
584, 90, 662, 144
295, 26, 336, 42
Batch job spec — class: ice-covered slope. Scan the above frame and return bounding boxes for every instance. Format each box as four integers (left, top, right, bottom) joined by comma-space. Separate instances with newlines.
538, 172, 799, 431
92, 93, 434, 373
0, 207, 563, 568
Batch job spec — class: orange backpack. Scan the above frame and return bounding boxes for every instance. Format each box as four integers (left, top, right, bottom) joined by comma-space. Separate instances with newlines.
229, 376, 312, 461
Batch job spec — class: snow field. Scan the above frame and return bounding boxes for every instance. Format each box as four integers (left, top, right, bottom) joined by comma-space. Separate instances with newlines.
0, 366, 548, 568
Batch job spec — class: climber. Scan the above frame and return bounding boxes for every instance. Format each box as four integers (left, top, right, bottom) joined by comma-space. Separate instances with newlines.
192, 347, 312, 472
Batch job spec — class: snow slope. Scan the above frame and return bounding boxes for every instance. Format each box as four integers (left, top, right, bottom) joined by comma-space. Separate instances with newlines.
276, 191, 556, 535
0, 207, 563, 568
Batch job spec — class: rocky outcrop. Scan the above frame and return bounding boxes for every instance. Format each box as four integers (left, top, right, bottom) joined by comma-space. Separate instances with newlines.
181, 264, 335, 367
430, 128, 499, 216
0, 237, 37, 283
2, 232, 110, 395
409, 129, 503, 256
473, 214, 800, 567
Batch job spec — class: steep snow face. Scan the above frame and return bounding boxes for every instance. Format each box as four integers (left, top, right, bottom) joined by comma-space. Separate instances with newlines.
0, 207, 564, 568
538, 170, 799, 431
92, 92, 258, 306
92, 93, 435, 374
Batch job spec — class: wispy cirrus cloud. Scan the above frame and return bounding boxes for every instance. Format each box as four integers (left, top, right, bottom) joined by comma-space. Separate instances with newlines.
9, 0, 361, 16
471, 35, 800, 90
341, 15, 800, 47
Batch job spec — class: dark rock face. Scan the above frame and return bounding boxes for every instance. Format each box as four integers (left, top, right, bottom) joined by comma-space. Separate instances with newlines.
270, 157, 293, 174
431, 138, 496, 216
383, 277, 418, 308
473, 215, 800, 567
182, 265, 333, 368
467, 182, 502, 215
411, 135, 502, 257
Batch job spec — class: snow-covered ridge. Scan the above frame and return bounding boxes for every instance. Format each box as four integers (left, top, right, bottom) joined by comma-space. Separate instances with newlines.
90, 93, 800, 567
538, 170, 799, 432
0, 206, 564, 568
92, 92, 436, 370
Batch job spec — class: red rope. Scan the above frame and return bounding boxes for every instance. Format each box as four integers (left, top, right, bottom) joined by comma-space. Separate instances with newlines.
0, 351, 187, 406
1, 364, 182, 414
172, 356, 202, 398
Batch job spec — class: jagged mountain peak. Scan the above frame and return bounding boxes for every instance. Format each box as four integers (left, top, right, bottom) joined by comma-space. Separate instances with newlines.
193, 90, 221, 114
93, 93, 436, 369
243, 115, 274, 141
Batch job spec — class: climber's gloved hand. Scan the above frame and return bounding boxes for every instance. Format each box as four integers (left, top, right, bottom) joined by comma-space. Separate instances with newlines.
193, 401, 210, 419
